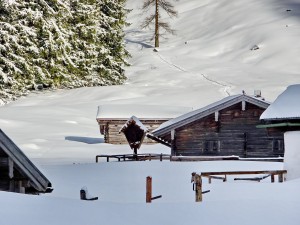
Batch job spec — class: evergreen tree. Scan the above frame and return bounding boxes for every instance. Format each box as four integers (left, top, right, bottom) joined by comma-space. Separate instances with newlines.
141, 0, 177, 48
0, 0, 130, 103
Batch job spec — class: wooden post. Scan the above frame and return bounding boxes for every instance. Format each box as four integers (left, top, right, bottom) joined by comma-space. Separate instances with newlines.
134, 147, 138, 161
271, 174, 275, 183
8, 157, 13, 179
146, 176, 152, 203
194, 174, 202, 202
278, 173, 284, 183
171, 130, 176, 156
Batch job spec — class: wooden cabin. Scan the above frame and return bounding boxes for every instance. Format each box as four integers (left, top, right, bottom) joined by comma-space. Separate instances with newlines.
0, 129, 52, 194
96, 105, 192, 144
149, 94, 284, 158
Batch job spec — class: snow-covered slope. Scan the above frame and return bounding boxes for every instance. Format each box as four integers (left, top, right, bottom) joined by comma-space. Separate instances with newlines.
0, 0, 300, 224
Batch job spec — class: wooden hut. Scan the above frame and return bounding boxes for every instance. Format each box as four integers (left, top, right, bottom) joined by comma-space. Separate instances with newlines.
0, 129, 52, 194
149, 94, 284, 157
96, 105, 192, 144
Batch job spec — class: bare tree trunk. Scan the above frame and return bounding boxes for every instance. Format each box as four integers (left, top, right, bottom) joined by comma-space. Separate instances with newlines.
155, 0, 159, 47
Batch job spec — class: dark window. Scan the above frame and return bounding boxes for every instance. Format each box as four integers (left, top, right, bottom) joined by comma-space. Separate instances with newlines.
204, 140, 220, 152
273, 139, 284, 153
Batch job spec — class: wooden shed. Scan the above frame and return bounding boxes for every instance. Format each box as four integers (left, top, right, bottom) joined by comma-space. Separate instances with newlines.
0, 129, 52, 194
96, 105, 192, 144
149, 94, 284, 157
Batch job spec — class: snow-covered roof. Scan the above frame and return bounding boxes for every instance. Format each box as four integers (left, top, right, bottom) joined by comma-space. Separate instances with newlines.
119, 116, 149, 133
260, 84, 300, 120
96, 105, 193, 120
0, 129, 52, 193
153, 94, 269, 136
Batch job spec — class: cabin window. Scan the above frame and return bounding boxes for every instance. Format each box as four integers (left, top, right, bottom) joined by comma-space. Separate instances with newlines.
204, 140, 220, 152
273, 139, 284, 153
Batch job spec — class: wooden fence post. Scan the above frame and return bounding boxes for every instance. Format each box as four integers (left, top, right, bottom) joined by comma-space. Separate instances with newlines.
146, 176, 152, 203
195, 174, 202, 202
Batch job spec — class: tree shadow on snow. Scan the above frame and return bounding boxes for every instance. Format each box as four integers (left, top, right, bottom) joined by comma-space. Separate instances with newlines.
125, 38, 153, 49
65, 136, 104, 144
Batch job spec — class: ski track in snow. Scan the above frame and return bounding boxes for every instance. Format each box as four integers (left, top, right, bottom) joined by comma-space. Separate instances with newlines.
154, 52, 232, 96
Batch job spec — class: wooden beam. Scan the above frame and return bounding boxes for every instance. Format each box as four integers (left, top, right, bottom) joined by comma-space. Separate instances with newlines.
214, 111, 219, 122
146, 134, 171, 147
171, 130, 176, 156
8, 157, 13, 179
242, 101, 246, 111
201, 170, 287, 176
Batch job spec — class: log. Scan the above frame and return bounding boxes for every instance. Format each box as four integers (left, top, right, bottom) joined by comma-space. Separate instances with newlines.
234, 174, 271, 182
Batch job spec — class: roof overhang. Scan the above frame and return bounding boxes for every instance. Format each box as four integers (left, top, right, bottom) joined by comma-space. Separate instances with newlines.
257, 122, 300, 128
0, 130, 52, 193
153, 95, 269, 137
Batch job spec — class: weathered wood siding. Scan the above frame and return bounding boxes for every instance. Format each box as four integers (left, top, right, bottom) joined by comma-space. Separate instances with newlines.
0, 148, 33, 193
174, 102, 284, 157
98, 120, 168, 144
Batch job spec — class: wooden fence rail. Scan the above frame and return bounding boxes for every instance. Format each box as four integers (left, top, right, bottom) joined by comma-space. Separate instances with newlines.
201, 170, 287, 183
95, 153, 171, 163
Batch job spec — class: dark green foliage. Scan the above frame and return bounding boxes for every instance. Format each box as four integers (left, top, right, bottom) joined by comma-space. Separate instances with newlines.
0, 0, 130, 103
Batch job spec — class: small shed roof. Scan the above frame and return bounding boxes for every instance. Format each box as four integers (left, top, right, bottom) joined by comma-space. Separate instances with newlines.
119, 116, 148, 150
260, 84, 300, 120
152, 94, 269, 136
0, 129, 52, 193
96, 104, 193, 120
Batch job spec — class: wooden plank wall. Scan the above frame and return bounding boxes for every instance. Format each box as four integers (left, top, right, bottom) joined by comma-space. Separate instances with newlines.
0, 148, 31, 193
175, 103, 284, 157
98, 120, 167, 145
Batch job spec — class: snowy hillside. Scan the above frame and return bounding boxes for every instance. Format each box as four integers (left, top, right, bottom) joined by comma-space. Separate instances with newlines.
0, 0, 300, 224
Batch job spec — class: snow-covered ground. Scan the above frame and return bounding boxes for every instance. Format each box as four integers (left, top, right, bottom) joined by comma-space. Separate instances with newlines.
1, 0, 300, 224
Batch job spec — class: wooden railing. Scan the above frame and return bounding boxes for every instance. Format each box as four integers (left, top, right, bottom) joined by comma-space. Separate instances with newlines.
95, 153, 171, 163
201, 170, 287, 183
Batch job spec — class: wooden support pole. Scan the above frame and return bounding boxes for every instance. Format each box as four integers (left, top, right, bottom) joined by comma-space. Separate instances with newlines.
134, 147, 138, 161
8, 157, 14, 179
278, 173, 284, 183
171, 130, 176, 156
271, 174, 275, 183
146, 176, 152, 203
195, 174, 202, 202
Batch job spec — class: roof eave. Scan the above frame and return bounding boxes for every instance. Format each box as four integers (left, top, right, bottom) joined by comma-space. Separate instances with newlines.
153, 95, 269, 136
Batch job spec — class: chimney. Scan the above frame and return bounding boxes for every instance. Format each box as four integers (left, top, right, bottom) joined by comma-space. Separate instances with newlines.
254, 90, 261, 97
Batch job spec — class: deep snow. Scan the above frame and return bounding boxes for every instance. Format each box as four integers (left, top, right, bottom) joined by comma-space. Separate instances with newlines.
1, 0, 300, 224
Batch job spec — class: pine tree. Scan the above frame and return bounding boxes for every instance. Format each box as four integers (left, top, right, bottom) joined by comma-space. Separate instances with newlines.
0, 0, 130, 103
141, 0, 177, 48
